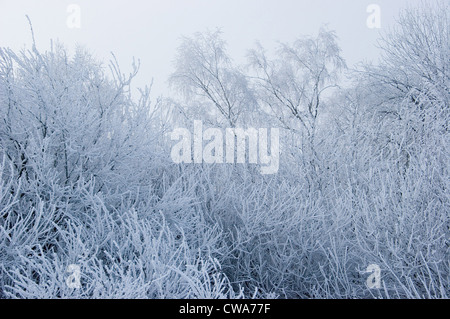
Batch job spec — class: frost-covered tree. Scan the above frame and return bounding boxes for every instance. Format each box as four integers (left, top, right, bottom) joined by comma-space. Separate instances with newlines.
248, 27, 346, 142
322, 2, 450, 298
354, 1, 449, 175
366, 1, 449, 109
169, 30, 256, 127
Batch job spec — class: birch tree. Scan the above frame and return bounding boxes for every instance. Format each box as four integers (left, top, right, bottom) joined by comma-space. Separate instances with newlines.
248, 27, 346, 142
170, 30, 255, 127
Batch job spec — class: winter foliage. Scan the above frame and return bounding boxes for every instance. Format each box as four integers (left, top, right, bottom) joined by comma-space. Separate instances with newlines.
0, 2, 448, 298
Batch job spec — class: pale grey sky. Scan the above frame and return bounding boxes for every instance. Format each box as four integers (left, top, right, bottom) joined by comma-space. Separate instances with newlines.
0, 0, 428, 96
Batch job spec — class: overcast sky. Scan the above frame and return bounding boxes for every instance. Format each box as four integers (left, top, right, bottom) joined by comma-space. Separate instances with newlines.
0, 0, 428, 96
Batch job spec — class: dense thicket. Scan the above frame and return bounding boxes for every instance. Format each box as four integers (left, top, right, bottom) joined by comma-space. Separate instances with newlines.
0, 2, 448, 298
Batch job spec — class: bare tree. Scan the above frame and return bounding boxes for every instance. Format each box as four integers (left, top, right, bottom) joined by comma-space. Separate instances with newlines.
169, 30, 255, 127
248, 27, 346, 142
365, 1, 449, 109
